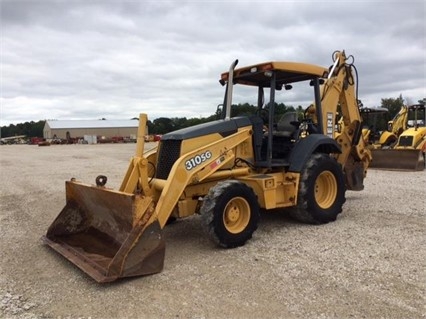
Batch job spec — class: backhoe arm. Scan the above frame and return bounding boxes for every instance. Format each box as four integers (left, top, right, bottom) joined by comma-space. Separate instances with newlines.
388, 105, 408, 135
318, 51, 371, 189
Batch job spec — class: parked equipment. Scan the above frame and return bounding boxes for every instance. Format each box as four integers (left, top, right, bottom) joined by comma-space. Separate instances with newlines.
368, 104, 426, 170
359, 107, 389, 145
42, 50, 371, 282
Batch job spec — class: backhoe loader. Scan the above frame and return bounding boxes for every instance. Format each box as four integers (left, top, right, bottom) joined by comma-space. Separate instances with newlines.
359, 106, 389, 145
368, 104, 426, 170
42, 50, 372, 283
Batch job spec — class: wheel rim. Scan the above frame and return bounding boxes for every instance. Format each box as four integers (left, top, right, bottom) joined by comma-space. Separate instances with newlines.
223, 197, 251, 234
315, 171, 337, 209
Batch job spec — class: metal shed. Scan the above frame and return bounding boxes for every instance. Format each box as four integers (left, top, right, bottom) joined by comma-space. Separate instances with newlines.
43, 119, 141, 140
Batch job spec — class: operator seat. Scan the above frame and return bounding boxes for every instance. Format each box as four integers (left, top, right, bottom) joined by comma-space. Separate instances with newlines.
273, 112, 298, 137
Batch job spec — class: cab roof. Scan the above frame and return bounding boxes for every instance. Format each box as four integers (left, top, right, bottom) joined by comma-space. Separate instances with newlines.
220, 61, 329, 87
407, 104, 425, 111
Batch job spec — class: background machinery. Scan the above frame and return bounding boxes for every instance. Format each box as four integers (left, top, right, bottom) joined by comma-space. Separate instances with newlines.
43, 50, 371, 283
367, 104, 426, 170
359, 106, 389, 145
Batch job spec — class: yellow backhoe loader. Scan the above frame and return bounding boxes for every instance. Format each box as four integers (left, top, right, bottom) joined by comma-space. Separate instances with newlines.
368, 104, 426, 170
42, 50, 371, 283
359, 106, 389, 145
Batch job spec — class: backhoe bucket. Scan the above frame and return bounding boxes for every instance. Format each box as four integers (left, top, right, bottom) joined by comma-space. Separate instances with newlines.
42, 180, 165, 283
370, 149, 425, 171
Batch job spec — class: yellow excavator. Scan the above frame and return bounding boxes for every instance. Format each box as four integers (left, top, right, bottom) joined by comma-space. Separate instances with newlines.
368, 104, 426, 170
42, 50, 371, 283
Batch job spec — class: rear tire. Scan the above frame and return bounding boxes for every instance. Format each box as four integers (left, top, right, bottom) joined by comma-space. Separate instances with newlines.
289, 153, 346, 224
201, 180, 260, 248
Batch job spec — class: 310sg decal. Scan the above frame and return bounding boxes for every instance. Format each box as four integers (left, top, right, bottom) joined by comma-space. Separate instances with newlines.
185, 151, 212, 170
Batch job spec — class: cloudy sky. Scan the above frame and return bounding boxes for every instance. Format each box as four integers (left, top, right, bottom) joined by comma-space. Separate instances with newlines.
1, 0, 425, 126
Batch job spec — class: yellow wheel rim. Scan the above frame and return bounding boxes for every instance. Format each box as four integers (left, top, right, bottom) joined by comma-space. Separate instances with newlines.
223, 197, 251, 234
315, 171, 337, 209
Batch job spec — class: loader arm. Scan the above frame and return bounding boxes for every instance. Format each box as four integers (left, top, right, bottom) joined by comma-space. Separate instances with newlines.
150, 128, 253, 228
119, 113, 152, 196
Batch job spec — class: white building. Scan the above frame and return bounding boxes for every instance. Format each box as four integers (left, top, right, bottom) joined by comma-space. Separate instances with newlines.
43, 119, 142, 140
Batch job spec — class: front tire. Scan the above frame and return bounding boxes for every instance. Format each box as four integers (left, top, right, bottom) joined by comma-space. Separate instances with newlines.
201, 180, 260, 248
289, 153, 346, 224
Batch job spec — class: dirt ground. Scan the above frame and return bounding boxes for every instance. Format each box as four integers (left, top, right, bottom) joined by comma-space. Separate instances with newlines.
0, 143, 425, 319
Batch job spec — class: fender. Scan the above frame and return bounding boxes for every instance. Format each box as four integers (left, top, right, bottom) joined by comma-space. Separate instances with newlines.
288, 134, 341, 172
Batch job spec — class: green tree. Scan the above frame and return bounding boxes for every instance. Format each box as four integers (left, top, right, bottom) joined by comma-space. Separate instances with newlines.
231, 103, 257, 117
0, 120, 45, 138
152, 117, 174, 134
186, 117, 205, 127
381, 95, 405, 119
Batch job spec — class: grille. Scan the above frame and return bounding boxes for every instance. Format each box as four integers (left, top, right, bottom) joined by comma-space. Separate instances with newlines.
156, 140, 182, 179
398, 136, 413, 147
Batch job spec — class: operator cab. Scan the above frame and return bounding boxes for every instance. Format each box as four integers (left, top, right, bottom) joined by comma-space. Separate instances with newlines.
407, 104, 426, 128
220, 61, 329, 168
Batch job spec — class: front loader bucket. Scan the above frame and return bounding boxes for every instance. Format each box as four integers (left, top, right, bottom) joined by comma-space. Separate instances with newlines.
42, 180, 165, 283
370, 149, 425, 171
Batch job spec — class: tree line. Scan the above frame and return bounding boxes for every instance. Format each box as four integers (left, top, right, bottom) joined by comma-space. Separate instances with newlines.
146, 102, 301, 134
1, 96, 423, 138
1, 120, 45, 139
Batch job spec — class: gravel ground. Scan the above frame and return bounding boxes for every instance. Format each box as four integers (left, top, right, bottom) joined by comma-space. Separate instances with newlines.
0, 143, 425, 319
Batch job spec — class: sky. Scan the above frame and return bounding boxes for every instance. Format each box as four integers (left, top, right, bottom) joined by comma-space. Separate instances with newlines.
1, 0, 425, 126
